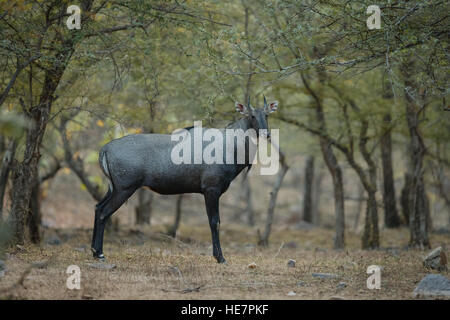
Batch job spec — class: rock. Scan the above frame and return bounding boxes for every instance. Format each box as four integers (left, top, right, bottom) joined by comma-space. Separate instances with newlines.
312, 273, 340, 280
248, 262, 257, 269
287, 259, 296, 268
423, 247, 447, 271
45, 235, 61, 246
337, 282, 347, 289
287, 291, 296, 296
297, 280, 307, 287
87, 262, 116, 270
412, 274, 450, 298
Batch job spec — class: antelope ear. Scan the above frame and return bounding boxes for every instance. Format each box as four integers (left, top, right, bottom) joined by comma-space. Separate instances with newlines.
265, 101, 278, 114
235, 102, 248, 115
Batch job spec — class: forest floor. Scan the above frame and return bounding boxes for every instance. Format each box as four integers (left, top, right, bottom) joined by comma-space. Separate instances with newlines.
0, 223, 449, 300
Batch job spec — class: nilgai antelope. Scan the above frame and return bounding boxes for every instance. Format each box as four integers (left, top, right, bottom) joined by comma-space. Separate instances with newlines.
91, 97, 278, 263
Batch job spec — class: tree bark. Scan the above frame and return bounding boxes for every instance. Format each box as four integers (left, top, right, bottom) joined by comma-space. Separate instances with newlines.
10, 72, 63, 244
402, 59, 430, 249
312, 167, 323, 225
380, 113, 401, 228
353, 183, 365, 230
258, 146, 288, 247
242, 170, 254, 226
302, 156, 315, 223
0, 140, 16, 220
27, 173, 41, 244
135, 188, 153, 225
300, 71, 346, 249
400, 172, 412, 225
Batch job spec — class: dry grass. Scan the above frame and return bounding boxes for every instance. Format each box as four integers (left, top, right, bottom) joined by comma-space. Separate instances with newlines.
1, 224, 449, 300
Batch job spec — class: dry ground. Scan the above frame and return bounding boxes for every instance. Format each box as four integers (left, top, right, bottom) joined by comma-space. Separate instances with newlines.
0, 224, 449, 300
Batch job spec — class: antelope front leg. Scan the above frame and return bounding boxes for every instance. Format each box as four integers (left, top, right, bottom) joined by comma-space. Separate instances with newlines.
204, 188, 226, 263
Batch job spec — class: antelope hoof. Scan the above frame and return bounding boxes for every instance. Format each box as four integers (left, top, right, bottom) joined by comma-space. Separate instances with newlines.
216, 256, 227, 264
91, 248, 106, 261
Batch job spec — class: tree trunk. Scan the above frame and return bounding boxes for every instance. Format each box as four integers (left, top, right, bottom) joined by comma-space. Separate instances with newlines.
312, 167, 323, 225
258, 147, 288, 247
301, 70, 346, 249
302, 156, 315, 223
168, 194, 183, 238
362, 190, 379, 249
321, 141, 345, 249
135, 188, 153, 225
0, 140, 16, 220
10, 60, 68, 244
353, 183, 365, 231
402, 59, 430, 249
242, 171, 254, 226
359, 120, 380, 249
380, 113, 401, 228
400, 173, 412, 225
27, 174, 41, 244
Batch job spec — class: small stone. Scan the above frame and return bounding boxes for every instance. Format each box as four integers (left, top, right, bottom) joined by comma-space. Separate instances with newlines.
329, 296, 345, 300
297, 280, 307, 287
423, 247, 447, 271
412, 274, 450, 298
287, 291, 296, 296
248, 262, 257, 269
287, 259, 296, 268
312, 273, 340, 280
337, 282, 347, 289
87, 262, 116, 270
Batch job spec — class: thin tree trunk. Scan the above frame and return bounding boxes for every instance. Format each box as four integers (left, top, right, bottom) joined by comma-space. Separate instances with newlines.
135, 188, 153, 225
242, 170, 254, 226
27, 158, 61, 244
312, 167, 323, 225
302, 156, 315, 223
381, 113, 401, 228
402, 59, 430, 248
0, 140, 16, 220
353, 183, 365, 231
400, 172, 412, 225
359, 118, 379, 249
362, 190, 379, 248
258, 147, 288, 247
168, 194, 183, 237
